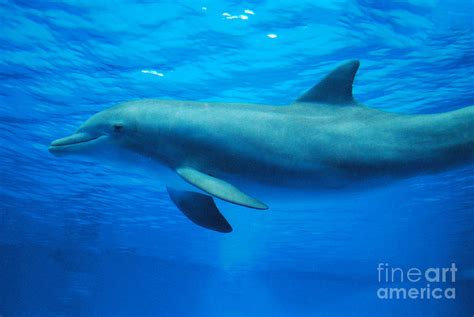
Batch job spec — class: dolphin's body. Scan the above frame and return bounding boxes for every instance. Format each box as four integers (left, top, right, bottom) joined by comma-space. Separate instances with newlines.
49, 61, 474, 232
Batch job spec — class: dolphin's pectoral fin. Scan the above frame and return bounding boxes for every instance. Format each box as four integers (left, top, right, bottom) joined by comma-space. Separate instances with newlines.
167, 187, 232, 233
295, 60, 360, 105
176, 167, 268, 210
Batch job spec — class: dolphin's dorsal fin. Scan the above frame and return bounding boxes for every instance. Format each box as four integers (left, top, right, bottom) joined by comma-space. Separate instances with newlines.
296, 60, 360, 105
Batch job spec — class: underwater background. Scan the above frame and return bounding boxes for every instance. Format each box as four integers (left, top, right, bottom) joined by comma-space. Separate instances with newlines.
0, 0, 473, 316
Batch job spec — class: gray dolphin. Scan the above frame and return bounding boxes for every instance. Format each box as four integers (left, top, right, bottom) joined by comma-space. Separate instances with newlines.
49, 60, 473, 232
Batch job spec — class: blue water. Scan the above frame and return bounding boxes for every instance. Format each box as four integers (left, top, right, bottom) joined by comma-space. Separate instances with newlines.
1, 1, 473, 316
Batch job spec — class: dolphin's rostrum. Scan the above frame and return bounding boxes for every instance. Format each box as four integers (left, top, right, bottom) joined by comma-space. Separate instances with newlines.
49, 61, 474, 232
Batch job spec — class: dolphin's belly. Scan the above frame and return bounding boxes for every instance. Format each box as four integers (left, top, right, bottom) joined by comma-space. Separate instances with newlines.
180, 141, 389, 191
219, 171, 393, 211
217, 162, 364, 191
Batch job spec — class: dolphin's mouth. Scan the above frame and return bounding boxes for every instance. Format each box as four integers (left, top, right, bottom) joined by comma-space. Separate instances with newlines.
48, 132, 103, 154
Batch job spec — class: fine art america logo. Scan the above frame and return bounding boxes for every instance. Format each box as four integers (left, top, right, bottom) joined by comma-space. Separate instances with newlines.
376, 263, 457, 300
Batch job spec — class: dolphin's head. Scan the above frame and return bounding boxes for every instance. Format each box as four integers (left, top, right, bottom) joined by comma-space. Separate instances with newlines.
49, 104, 138, 158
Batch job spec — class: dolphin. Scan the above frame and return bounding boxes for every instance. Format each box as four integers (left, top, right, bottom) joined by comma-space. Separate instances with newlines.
49, 60, 474, 232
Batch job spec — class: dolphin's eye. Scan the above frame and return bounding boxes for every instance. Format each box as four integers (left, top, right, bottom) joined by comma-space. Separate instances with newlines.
113, 123, 124, 132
